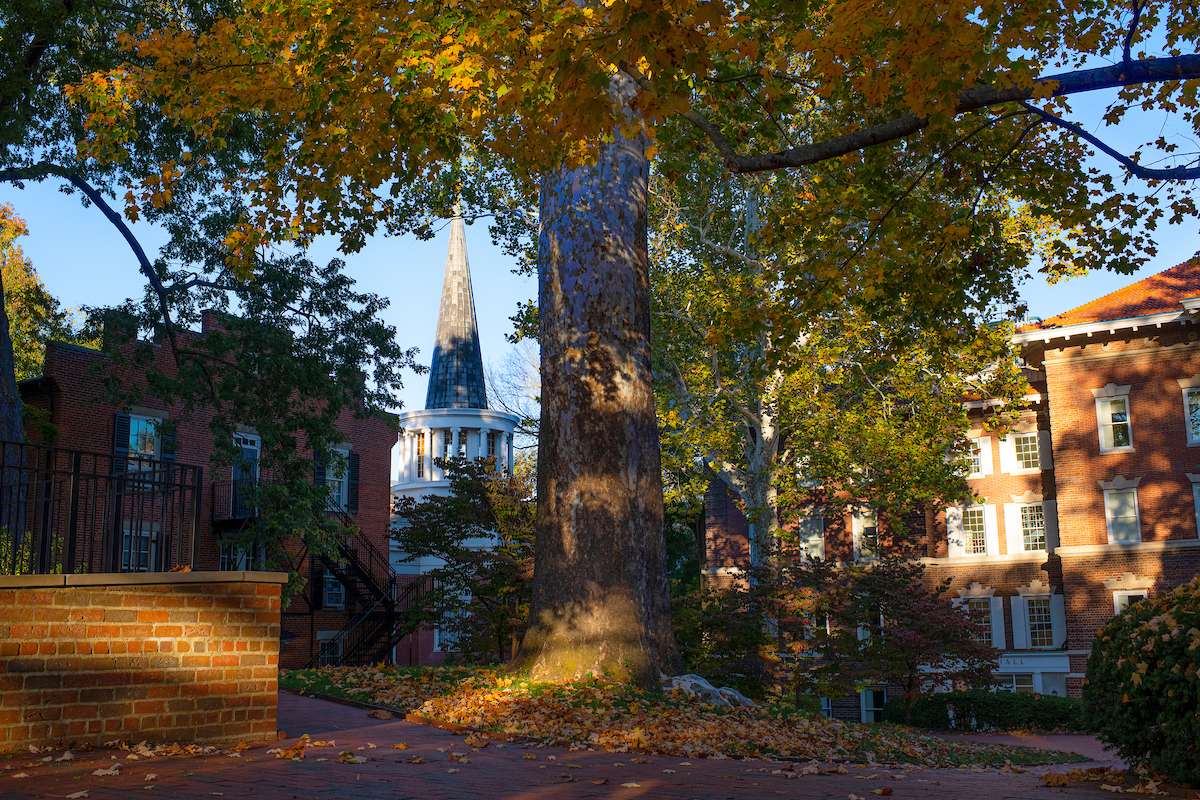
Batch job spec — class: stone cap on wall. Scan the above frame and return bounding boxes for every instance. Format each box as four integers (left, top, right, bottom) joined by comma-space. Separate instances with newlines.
0, 570, 290, 589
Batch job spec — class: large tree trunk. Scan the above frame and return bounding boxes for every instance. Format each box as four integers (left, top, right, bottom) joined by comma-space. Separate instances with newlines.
518, 122, 678, 687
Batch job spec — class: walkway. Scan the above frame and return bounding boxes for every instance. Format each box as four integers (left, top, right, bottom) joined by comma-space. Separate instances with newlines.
0, 693, 1121, 799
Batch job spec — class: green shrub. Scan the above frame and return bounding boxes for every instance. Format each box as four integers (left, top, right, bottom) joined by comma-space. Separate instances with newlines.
1083, 578, 1200, 786
884, 689, 1086, 732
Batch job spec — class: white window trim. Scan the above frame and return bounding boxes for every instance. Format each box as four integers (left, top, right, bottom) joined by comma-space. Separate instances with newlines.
967, 436, 993, 479
796, 512, 825, 559
1193, 480, 1200, 538
947, 503, 999, 558
1112, 589, 1148, 615
1024, 595, 1055, 650
323, 569, 346, 610
1004, 432, 1043, 475
852, 510, 878, 562
1183, 387, 1200, 446
1103, 486, 1142, 545
1095, 395, 1134, 454
860, 687, 888, 723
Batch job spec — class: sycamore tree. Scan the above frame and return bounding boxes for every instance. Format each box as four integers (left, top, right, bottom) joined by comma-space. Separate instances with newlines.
651, 162, 1029, 560
67, 0, 1200, 684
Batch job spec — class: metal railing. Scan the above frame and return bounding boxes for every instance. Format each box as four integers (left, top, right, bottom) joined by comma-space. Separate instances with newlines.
211, 479, 258, 523
0, 441, 202, 575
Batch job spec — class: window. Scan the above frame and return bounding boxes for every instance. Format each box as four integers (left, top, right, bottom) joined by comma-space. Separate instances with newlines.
853, 511, 878, 561
323, 569, 346, 609
861, 687, 887, 723
968, 440, 983, 475
819, 697, 833, 718
120, 522, 160, 572
317, 635, 343, 667
441, 430, 451, 460
1097, 397, 1133, 451
219, 541, 265, 571
416, 433, 425, 478
1020, 504, 1047, 551
965, 597, 992, 643
1113, 590, 1148, 615
962, 506, 987, 555
796, 513, 824, 559
127, 414, 161, 472
995, 673, 1035, 694
1103, 488, 1141, 544
1186, 388, 1200, 445
1012, 433, 1040, 470
326, 447, 350, 510
1026, 597, 1054, 648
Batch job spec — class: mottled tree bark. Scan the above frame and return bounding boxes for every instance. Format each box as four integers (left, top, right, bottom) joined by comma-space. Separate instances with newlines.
518, 124, 678, 687
0, 267, 24, 443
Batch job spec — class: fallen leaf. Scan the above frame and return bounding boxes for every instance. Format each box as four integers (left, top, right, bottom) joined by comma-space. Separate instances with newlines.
367, 709, 394, 720
92, 765, 121, 777
591, 778, 608, 785
392, 743, 409, 751
872, 790, 893, 797
621, 783, 641, 788
337, 752, 367, 765
10, 772, 29, 779
66, 792, 89, 799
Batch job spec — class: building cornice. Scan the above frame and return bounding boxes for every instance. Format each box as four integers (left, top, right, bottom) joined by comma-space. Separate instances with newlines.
1013, 308, 1196, 345
921, 552, 1048, 567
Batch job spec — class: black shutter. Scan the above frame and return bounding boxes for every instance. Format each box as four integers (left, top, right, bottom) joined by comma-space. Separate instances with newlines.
347, 452, 360, 514
158, 423, 176, 464
112, 413, 130, 475
311, 561, 324, 610
313, 449, 326, 487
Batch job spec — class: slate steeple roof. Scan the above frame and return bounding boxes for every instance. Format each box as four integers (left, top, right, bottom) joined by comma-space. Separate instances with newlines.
424, 214, 489, 410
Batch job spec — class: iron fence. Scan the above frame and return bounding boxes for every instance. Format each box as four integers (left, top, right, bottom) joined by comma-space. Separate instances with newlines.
0, 441, 202, 575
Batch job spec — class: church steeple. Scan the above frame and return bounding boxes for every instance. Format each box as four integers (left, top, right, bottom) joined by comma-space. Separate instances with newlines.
424, 214, 488, 410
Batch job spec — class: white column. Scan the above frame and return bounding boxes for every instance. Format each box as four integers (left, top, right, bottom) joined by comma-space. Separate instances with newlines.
507, 432, 515, 473
451, 427, 461, 460
424, 428, 434, 480
478, 427, 488, 464
398, 433, 408, 483
437, 429, 448, 479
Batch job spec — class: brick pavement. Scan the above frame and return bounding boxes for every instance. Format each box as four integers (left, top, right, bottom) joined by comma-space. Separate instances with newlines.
0, 692, 1121, 799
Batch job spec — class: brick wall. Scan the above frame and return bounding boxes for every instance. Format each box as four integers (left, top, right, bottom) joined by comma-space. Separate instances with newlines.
0, 571, 285, 753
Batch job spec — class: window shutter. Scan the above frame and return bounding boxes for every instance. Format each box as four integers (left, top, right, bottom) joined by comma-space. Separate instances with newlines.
1038, 430, 1054, 470
313, 449, 326, 487
1010, 596, 1030, 649
1043, 499, 1059, 551
989, 596, 1006, 649
997, 436, 1014, 474
159, 423, 177, 464
983, 504, 1000, 556
946, 507, 965, 558
347, 451, 360, 514
1050, 594, 1067, 648
977, 437, 993, 476
112, 413, 130, 474
1003, 503, 1023, 554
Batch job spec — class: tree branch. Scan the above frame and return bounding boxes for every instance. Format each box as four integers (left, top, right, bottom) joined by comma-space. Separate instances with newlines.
688, 53, 1200, 174
1019, 101, 1200, 180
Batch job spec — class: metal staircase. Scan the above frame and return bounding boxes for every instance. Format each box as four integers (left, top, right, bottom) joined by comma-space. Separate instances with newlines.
314, 507, 434, 666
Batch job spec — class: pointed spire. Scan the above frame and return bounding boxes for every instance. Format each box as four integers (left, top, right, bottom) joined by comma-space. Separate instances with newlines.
424, 213, 489, 410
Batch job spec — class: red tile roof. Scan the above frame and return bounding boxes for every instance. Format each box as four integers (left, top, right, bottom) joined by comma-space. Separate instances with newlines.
1024, 258, 1200, 330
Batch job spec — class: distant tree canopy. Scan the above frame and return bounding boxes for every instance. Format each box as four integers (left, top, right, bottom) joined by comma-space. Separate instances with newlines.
0, 204, 91, 382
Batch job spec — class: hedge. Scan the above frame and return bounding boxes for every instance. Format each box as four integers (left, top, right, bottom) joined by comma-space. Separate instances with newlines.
1083, 578, 1200, 786
883, 689, 1086, 732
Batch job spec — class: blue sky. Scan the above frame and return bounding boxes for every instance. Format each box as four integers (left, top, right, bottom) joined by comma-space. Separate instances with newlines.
2, 80, 1197, 416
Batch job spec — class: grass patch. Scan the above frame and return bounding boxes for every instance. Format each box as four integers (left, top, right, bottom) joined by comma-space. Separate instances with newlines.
281, 666, 1086, 768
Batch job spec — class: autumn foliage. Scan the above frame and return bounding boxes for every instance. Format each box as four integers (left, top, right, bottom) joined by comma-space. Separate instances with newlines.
1083, 577, 1200, 786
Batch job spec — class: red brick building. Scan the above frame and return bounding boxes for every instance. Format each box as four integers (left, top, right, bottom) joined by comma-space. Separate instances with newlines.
704, 259, 1200, 718
17, 312, 403, 670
